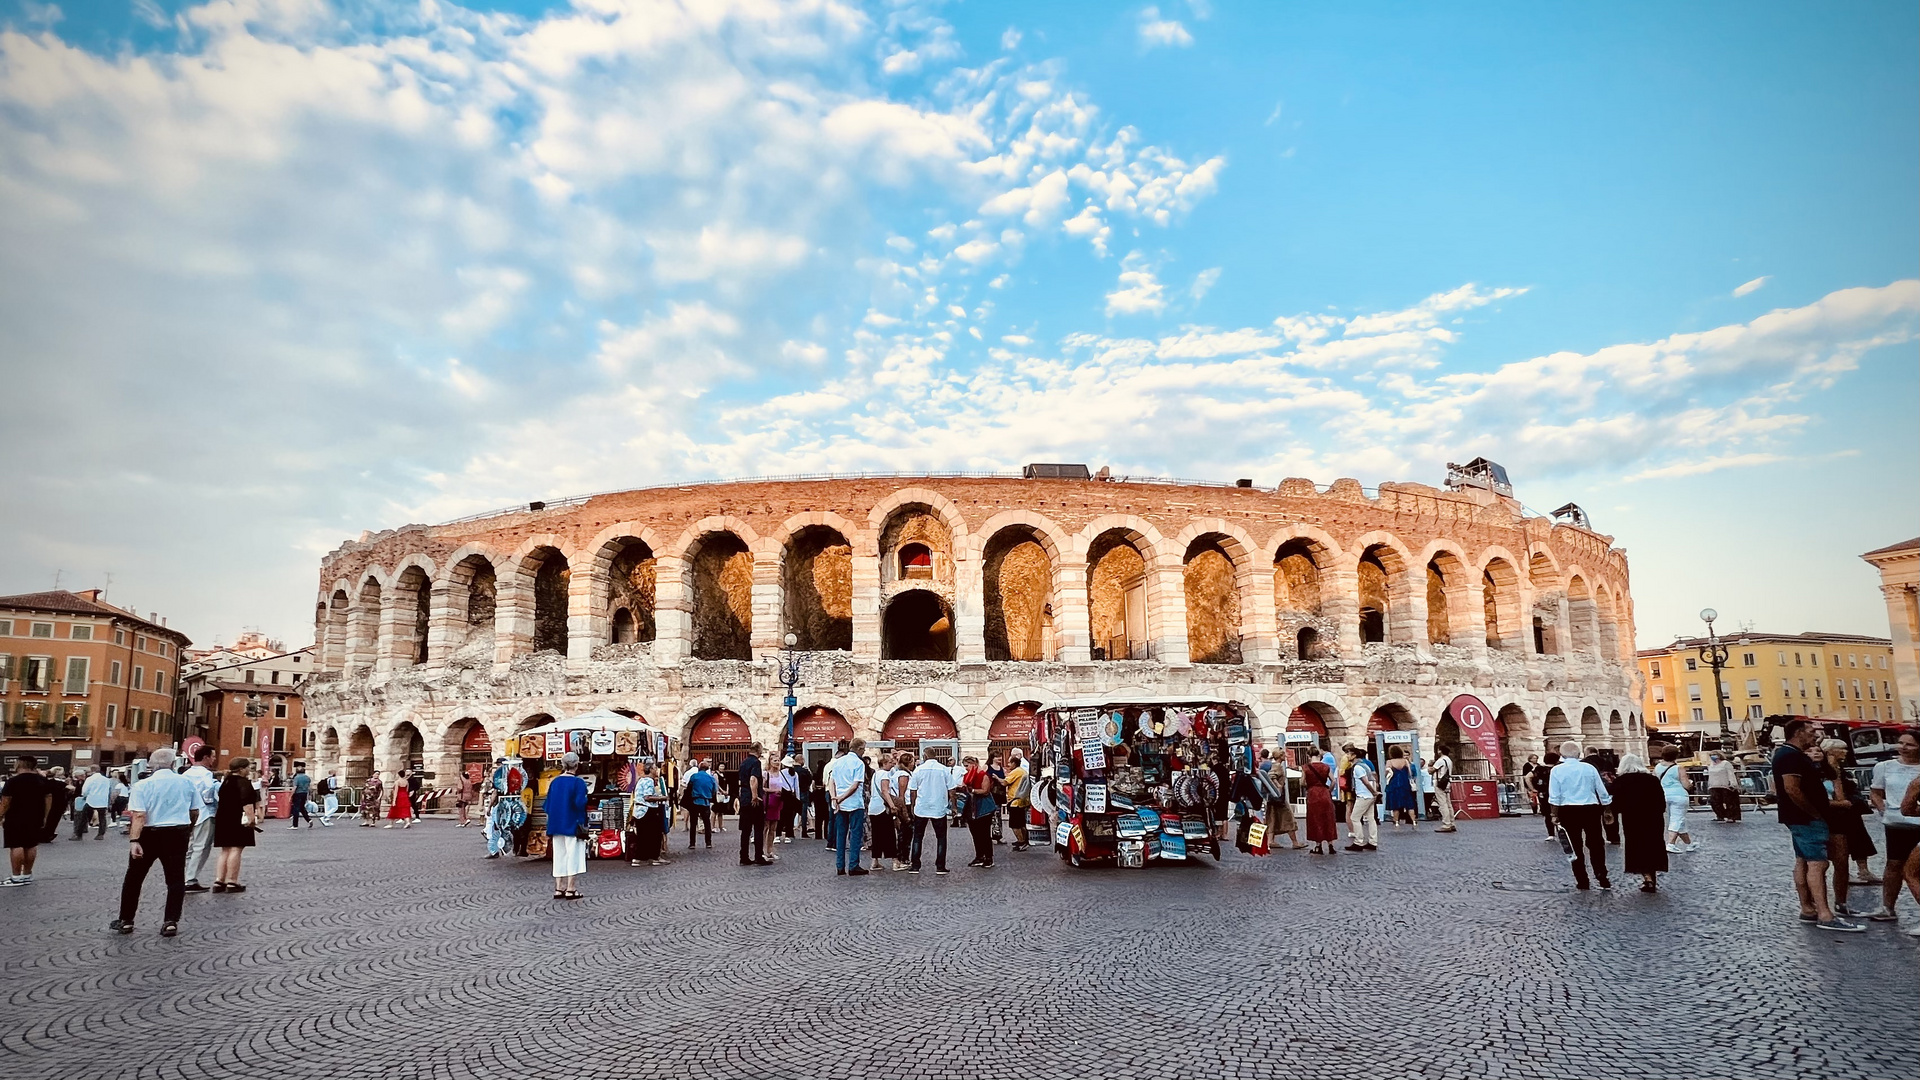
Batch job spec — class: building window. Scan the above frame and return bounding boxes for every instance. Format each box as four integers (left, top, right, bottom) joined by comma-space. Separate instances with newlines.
1656, 709, 1668, 723
30, 622, 53, 638
244, 669, 255, 684
1742, 652, 1756, 666
242, 726, 255, 748
109, 660, 121, 685
1837, 682, 1847, 700
1748, 704, 1764, 719
1853, 679, 1863, 698
1871, 705, 1881, 719
1814, 681, 1822, 698
1883, 681, 1892, 699
1798, 679, 1807, 697
1776, 650, 1785, 665
0, 653, 9, 692
1832, 654, 1841, 666
64, 657, 89, 695
1794, 652, 1803, 666
114, 628, 124, 645
1691, 707, 1704, 723
270, 670, 280, 684
1745, 679, 1761, 698
1685, 658, 1698, 671
1650, 660, 1661, 678
1780, 678, 1791, 696
70, 624, 92, 641
23, 656, 52, 692
1688, 683, 1702, 701
1881, 656, 1889, 669
273, 700, 288, 719
1849, 654, 1858, 668
1653, 685, 1666, 702
129, 707, 143, 730
105, 703, 116, 730
1868, 682, 1877, 700
154, 670, 168, 694
271, 727, 286, 752
301, 728, 313, 748
0, 620, 10, 635
135, 635, 146, 651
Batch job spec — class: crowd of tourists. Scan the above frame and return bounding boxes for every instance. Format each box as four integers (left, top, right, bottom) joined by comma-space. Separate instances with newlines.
7, 722, 1920, 940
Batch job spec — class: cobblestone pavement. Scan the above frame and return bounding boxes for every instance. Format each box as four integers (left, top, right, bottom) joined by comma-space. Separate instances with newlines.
2, 812, 1914, 1080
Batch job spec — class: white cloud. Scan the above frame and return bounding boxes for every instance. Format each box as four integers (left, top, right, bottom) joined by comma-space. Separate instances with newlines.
1106, 254, 1167, 316
1001, 27, 1022, 51
1625, 452, 1787, 481
1733, 275, 1771, 298
1189, 266, 1221, 300
1138, 7, 1195, 49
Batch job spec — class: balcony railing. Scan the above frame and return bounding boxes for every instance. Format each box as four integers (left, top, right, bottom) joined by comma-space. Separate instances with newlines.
4, 720, 91, 740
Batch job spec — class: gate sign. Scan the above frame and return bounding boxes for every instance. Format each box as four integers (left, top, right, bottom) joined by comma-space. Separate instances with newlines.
1447, 694, 1503, 773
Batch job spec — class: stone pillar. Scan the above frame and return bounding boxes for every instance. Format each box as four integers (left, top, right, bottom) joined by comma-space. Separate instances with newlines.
1459, 574, 1489, 663
1325, 565, 1361, 659
566, 563, 600, 668
375, 598, 407, 673
1398, 571, 1430, 655
1238, 561, 1277, 663
954, 552, 986, 663
425, 583, 460, 668
1055, 560, 1091, 663
750, 543, 784, 657
347, 602, 379, 674
1884, 583, 1920, 721
1152, 558, 1190, 666
850, 551, 883, 657
653, 557, 690, 664
493, 567, 533, 668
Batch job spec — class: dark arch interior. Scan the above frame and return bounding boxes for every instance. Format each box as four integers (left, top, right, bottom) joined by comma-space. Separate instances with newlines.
882, 591, 955, 660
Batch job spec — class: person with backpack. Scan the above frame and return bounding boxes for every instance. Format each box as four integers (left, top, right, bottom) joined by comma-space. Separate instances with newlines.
682, 759, 717, 850
1430, 745, 1457, 832
962, 756, 997, 869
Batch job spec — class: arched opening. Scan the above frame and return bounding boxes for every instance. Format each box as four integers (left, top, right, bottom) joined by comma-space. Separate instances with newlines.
1595, 583, 1621, 660
1183, 535, 1242, 665
1482, 558, 1520, 651
345, 726, 375, 786
326, 589, 350, 670
1368, 704, 1415, 734
983, 526, 1054, 662
1543, 707, 1574, 751
604, 538, 657, 646
879, 505, 953, 590
1296, 626, 1322, 660
318, 727, 341, 776
881, 590, 955, 661
689, 532, 753, 660
1567, 576, 1597, 656
784, 526, 852, 651
449, 554, 496, 652
1287, 702, 1339, 754
1426, 560, 1451, 644
443, 718, 492, 788
1580, 706, 1605, 749
1495, 704, 1529, 768
1533, 615, 1555, 655
1273, 539, 1324, 615
524, 547, 570, 655
790, 706, 852, 746
1426, 551, 1469, 646
393, 565, 431, 667
987, 702, 1040, 759
1529, 552, 1561, 655
1357, 549, 1391, 645
689, 708, 755, 776
882, 702, 958, 761
1088, 529, 1149, 661
351, 576, 382, 669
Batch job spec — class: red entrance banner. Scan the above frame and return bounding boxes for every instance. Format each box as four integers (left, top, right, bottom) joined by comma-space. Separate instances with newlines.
1366, 710, 1400, 734
691, 709, 752, 746
1446, 694, 1503, 773
461, 725, 493, 753
1285, 706, 1327, 734
987, 702, 1039, 742
884, 703, 957, 741
791, 707, 851, 743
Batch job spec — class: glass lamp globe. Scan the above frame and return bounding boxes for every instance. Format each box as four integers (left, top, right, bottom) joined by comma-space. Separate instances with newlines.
1699, 608, 1717, 623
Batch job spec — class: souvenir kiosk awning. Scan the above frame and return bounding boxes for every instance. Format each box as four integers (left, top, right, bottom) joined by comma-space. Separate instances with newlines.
517, 709, 657, 738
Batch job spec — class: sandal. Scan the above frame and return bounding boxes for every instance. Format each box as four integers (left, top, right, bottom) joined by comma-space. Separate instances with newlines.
161, 923, 179, 937
211, 883, 228, 893
553, 891, 566, 900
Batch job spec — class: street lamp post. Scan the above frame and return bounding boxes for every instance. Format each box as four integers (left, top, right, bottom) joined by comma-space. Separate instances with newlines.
777, 633, 801, 759
1696, 609, 1733, 752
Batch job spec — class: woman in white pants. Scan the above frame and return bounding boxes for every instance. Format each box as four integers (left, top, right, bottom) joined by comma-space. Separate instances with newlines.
1654, 745, 1695, 853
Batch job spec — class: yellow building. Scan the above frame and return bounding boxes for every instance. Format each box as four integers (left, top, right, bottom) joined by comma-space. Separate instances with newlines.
1637, 631, 1902, 740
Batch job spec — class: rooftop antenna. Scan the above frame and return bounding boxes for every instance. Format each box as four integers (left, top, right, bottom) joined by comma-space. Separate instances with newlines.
52, 568, 63, 590
102, 571, 113, 598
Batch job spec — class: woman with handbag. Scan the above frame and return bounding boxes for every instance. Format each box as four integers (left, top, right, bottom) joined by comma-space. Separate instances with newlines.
1820, 739, 1879, 891
211, 758, 260, 893
627, 760, 669, 867
1813, 741, 1875, 916
1303, 756, 1337, 854
1653, 746, 1695, 853
962, 756, 997, 869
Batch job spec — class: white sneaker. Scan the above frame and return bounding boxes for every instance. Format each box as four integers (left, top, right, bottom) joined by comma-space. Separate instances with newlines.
1905, 922, 1920, 938
0, 876, 27, 887
1665, 843, 1685, 853
1685, 842, 1699, 852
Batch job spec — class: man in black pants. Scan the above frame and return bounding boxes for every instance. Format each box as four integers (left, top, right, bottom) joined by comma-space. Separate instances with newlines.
1582, 747, 1621, 845
736, 744, 769, 865
1547, 740, 1612, 890
1532, 753, 1560, 839
110, 747, 200, 935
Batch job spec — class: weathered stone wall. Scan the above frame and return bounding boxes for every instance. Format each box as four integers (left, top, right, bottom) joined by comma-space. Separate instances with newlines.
691, 535, 753, 660
532, 550, 569, 654
1184, 543, 1241, 665
1087, 536, 1146, 659
984, 531, 1050, 661
784, 526, 851, 651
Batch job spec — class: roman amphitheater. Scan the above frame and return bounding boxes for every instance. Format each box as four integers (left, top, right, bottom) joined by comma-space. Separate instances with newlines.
302, 468, 1642, 788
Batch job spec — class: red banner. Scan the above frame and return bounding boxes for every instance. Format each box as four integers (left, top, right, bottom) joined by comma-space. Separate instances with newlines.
1446, 694, 1503, 773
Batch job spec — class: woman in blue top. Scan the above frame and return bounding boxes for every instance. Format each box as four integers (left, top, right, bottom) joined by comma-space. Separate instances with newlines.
1653, 745, 1696, 854
1383, 746, 1418, 826
543, 753, 590, 900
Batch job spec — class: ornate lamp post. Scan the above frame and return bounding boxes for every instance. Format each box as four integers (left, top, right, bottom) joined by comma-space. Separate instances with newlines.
1696, 609, 1733, 751
777, 633, 801, 759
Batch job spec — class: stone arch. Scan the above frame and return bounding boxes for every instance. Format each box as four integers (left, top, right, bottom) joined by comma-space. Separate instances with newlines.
678, 694, 768, 745
349, 572, 385, 671
442, 550, 499, 656
783, 524, 853, 651
872, 684, 973, 743
1177, 524, 1259, 665
1528, 550, 1564, 656
1478, 551, 1524, 652
317, 725, 342, 776
586, 526, 666, 648
1495, 703, 1534, 764
1567, 574, 1598, 657
881, 587, 955, 660
1353, 536, 1414, 646
978, 684, 1067, 722
344, 725, 376, 787
1081, 519, 1165, 661
1420, 543, 1472, 648
1543, 706, 1575, 749
876, 500, 957, 600
981, 523, 1059, 662
1580, 704, 1606, 747
865, 487, 971, 550
324, 587, 351, 671
390, 563, 433, 668
381, 719, 426, 781
436, 716, 489, 789
684, 529, 754, 660
1594, 582, 1622, 661
1272, 687, 1357, 743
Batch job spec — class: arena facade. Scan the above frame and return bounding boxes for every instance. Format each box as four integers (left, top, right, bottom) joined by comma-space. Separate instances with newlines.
303, 470, 1641, 787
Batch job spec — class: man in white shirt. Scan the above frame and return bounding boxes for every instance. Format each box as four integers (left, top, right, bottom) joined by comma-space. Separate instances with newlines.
112, 747, 201, 936
79, 767, 114, 839
1430, 747, 1457, 832
1867, 730, 1920, 928
1345, 747, 1380, 851
181, 744, 220, 892
827, 738, 869, 877
1548, 740, 1613, 890
906, 750, 955, 875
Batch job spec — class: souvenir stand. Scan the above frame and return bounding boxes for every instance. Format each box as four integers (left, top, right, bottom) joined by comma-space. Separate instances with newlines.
1034, 695, 1255, 868
502, 709, 677, 860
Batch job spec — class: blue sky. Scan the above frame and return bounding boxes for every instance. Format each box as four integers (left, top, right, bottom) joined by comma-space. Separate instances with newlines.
0, 0, 1914, 649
